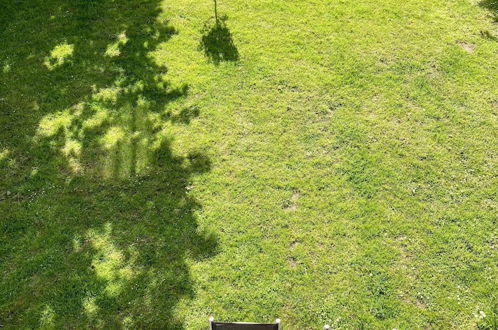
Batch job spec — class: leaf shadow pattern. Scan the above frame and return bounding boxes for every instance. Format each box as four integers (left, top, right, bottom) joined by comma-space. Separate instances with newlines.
199, 16, 240, 65
0, 0, 217, 328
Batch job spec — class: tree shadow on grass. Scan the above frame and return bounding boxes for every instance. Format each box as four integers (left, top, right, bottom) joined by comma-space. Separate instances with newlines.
479, 0, 498, 41
0, 0, 217, 328
480, 0, 498, 21
480, 30, 498, 41
199, 16, 239, 65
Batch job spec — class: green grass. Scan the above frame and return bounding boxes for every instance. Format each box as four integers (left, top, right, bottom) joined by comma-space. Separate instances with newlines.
1, 0, 497, 328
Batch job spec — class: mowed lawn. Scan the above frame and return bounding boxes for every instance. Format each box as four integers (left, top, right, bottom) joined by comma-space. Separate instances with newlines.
1, 0, 497, 328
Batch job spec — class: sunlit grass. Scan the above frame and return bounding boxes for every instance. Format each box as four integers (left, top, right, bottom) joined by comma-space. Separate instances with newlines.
39, 305, 56, 328
0, 148, 10, 162
0, 0, 497, 328
43, 42, 74, 70
105, 32, 129, 58
87, 223, 140, 297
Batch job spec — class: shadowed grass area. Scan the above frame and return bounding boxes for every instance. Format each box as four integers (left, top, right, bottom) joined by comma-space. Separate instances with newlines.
200, 16, 239, 65
0, 0, 217, 328
1, 0, 498, 328
480, 0, 498, 22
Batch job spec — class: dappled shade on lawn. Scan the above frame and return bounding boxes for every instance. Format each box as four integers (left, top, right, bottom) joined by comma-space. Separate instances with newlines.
0, 0, 217, 328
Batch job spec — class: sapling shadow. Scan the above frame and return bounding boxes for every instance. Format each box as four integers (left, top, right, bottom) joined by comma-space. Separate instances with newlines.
199, 15, 239, 65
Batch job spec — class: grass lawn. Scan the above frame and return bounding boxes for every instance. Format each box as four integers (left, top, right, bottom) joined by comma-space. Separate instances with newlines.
1, 0, 497, 328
